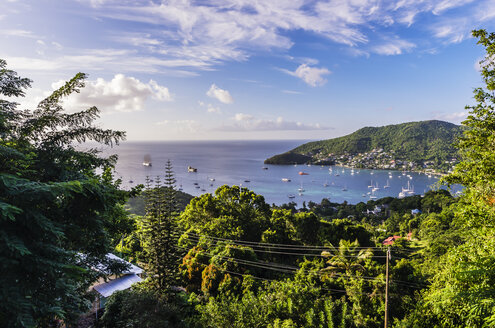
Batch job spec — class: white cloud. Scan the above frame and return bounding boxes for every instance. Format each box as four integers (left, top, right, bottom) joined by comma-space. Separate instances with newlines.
372, 39, 416, 55
0, 29, 35, 38
219, 113, 330, 131
432, 0, 475, 14
206, 84, 234, 104
51, 41, 63, 50
81, 0, 477, 70
207, 104, 221, 114
4, 0, 489, 79
282, 64, 331, 87
2, 50, 204, 76
282, 90, 303, 95
199, 101, 222, 113
155, 120, 200, 133
52, 74, 172, 112
431, 18, 469, 44
432, 111, 468, 123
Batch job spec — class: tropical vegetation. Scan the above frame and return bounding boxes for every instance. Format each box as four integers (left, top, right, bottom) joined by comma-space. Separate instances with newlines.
2, 28, 495, 328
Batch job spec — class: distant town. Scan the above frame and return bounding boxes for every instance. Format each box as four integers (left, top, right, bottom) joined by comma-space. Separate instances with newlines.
310, 148, 458, 174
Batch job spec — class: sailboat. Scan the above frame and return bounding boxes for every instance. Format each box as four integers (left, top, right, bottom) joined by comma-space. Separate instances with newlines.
370, 189, 377, 199
400, 181, 415, 196
384, 179, 390, 189
407, 181, 415, 195
298, 180, 305, 193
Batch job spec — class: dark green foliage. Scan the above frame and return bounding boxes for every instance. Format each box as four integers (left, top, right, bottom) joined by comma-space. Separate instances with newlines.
100, 289, 194, 328
402, 30, 495, 327
264, 152, 313, 165
197, 278, 343, 328
0, 59, 129, 327
266, 120, 464, 165
126, 188, 193, 216
142, 160, 182, 292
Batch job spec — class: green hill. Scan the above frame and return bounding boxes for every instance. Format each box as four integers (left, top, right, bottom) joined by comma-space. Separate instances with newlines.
126, 188, 194, 216
265, 120, 464, 170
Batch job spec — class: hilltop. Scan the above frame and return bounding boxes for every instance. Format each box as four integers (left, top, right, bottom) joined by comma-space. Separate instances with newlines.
265, 120, 464, 172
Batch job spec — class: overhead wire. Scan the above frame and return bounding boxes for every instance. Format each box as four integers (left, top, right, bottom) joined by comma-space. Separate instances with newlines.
172, 242, 428, 290
174, 228, 421, 255
153, 227, 428, 290
174, 232, 390, 258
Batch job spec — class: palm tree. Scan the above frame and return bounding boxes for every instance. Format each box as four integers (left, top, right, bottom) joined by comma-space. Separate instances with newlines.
321, 239, 373, 278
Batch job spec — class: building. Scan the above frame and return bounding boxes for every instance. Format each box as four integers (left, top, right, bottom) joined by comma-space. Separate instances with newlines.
91, 254, 144, 312
382, 235, 402, 246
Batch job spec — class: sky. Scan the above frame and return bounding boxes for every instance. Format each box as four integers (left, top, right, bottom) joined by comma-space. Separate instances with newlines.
1, 0, 495, 141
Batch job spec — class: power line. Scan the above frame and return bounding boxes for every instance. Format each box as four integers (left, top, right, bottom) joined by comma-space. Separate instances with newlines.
175, 232, 389, 258
174, 229, 421, 255
173, 243, 428, 290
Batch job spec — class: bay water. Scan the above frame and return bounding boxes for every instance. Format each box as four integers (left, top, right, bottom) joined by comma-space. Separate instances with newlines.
100, 140, 444, 206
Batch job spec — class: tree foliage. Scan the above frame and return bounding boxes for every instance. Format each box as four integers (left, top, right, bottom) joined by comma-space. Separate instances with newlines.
400, 29, 495, 327
266, 120, 464, 165
0, 59, 128, 327
141, 160, 182, 293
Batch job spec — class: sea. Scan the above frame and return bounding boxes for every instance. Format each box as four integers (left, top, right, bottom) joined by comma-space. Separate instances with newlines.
98, 140, 447, 206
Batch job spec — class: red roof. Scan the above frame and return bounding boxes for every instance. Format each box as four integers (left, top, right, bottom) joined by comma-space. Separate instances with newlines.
382, 235, 402, 245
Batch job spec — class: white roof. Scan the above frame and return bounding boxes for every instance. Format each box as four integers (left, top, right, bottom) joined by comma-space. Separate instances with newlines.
93, 273, 142, 298
106, 253, 143, 275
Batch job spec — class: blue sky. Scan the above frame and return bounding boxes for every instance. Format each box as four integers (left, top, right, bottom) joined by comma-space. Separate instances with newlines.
1, 0, 494, 141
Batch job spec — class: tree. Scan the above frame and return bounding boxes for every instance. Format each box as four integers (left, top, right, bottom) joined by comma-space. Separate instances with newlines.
142, 160, 181, 293
179, 185, 271, 241
405, 29, 495, 327
100, 289, 193, 328
0, 59, 129, 326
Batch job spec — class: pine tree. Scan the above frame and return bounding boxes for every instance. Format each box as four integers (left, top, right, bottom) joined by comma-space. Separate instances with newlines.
142, 160, 181, 293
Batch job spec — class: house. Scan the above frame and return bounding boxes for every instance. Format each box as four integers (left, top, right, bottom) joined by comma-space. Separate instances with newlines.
382, 235, 402, 245
91, 254, 144, 312
383, 232, 413, 245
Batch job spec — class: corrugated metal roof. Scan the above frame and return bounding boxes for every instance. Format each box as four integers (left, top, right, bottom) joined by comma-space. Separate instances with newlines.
93, 274, 142, 298
106, 253, 143, 275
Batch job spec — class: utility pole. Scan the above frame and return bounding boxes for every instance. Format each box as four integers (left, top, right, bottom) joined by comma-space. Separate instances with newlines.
384, 247, 391, 328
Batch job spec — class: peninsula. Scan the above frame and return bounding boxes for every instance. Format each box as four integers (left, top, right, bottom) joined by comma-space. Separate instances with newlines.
265, 120, 464, 173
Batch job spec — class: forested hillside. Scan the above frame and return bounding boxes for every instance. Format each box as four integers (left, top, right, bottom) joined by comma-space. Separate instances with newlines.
265, 120, 464, 169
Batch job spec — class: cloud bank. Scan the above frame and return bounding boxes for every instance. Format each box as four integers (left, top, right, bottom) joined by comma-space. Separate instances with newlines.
219, 113, 330, 131
53, 74, 172, 112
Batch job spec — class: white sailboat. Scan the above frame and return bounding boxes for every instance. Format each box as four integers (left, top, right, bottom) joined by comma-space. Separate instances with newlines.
384, 179, 390, 189
298, 181, 305, 193
370, 189, 377, 199
401, 181, 415, 196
